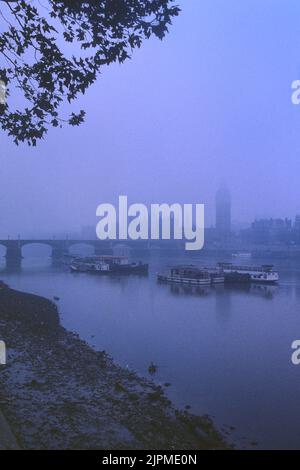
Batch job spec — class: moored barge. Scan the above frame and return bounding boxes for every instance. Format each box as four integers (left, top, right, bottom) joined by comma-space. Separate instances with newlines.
70, 255, 148, 275
157, 265, 224, 286
218, 263, 279, 284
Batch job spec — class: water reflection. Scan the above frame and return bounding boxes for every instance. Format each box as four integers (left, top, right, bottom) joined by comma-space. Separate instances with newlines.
0, 253, 300, 449
165, 283, 210, 297
225, 283, 279, 300
158, 281, 279, 300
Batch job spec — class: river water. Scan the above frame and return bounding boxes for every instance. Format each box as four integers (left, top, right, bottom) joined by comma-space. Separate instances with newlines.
1, 247, 300, 449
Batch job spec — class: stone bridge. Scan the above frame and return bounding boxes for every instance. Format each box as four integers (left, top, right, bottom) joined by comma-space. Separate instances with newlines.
0, 239, 151, 266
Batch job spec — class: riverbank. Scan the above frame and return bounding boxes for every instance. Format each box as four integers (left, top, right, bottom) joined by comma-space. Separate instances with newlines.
0, 281, 230, 449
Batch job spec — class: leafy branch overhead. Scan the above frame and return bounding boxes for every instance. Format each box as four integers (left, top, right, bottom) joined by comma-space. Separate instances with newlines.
0, 0, 179, 145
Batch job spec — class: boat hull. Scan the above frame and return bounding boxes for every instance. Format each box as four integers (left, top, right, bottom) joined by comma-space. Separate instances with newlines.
223, 272, 278, 284
157, 274, 211, 286
110, 264, 148, 275
70, 265, 109, 274
70, 258, 148, 275
211, 276, 225, 284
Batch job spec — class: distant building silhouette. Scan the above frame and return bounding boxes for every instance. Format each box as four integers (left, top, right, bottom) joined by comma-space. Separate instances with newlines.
241, 218, 292, 245
294, 215, 300, 232
215, 186, 231, 245
293, 215, 300, 244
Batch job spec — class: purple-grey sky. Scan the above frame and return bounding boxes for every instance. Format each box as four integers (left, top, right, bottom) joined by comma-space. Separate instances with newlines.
1, 0, 300, 238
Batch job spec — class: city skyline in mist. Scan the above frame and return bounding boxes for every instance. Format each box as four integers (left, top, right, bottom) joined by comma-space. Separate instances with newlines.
1, 0, 300, 238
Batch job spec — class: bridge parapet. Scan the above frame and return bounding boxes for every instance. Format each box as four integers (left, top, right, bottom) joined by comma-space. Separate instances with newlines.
0, 238, 152, 267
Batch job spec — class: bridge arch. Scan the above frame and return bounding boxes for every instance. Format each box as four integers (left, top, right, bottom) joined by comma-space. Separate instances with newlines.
21, 242, 52, 258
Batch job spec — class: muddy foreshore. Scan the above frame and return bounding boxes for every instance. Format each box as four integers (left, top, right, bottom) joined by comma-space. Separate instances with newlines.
0, 281, 230, 450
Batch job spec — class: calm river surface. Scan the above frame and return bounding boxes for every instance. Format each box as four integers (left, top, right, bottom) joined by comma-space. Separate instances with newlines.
1, 247, 300, 449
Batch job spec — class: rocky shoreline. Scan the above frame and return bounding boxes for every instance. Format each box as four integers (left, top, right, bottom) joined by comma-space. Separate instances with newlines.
0, 281, 230, 450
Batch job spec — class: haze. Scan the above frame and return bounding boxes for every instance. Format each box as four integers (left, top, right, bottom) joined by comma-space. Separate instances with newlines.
1, 0, 300, 238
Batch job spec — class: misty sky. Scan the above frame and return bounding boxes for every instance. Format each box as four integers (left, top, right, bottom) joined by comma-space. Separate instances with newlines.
1, 0, 300, 238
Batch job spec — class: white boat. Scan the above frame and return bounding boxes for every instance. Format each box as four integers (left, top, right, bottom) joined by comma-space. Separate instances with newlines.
70, 255, 148, 275
232, 252, 252, 259
218, 263, 279, 284
100, 256, 148, 274
70, 259, 110, 273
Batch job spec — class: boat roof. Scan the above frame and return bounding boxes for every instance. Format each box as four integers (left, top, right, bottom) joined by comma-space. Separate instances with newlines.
218, 262, 275, 271
218, 262, 274, 268
171, 265, 205, 271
